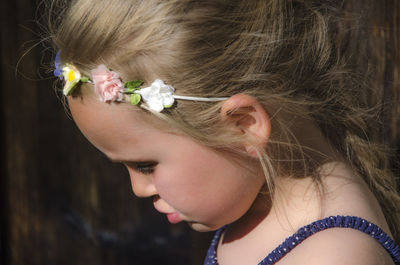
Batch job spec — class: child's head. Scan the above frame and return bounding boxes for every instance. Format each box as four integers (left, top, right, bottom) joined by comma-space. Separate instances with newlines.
49, 0, 400, 236
68, 90, 265, 231
53, 0, 341, 172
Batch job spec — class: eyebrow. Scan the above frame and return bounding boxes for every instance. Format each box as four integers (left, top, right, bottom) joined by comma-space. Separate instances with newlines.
102, 153, 152, 164
101, 153, 123, 163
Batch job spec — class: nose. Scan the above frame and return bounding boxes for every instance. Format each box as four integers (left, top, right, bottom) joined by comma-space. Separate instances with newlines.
127, 168, 157, 198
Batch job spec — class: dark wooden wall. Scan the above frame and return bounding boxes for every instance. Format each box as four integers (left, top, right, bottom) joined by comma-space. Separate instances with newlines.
0, 1, 212, 264
1, 1, 399, 265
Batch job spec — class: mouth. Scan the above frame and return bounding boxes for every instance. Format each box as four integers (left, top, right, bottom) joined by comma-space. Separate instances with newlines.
166, 212, 183, 224
153, 196, 183, 224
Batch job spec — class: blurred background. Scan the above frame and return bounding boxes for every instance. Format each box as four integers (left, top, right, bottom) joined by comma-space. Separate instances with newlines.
1, 1, 399, 265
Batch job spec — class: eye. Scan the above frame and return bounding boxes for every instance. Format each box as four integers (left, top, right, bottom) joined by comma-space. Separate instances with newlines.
133, 162, 158, 174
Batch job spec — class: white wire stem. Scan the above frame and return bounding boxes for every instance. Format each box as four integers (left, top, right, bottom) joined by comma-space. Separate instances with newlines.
173, 95, 229, 101
131, 90, 228, 102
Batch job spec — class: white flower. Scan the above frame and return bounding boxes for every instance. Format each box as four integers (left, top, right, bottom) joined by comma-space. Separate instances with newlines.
138, 79, 175, 112
62, 64, 82, 96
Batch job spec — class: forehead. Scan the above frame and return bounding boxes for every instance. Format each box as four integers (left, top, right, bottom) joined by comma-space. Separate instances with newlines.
67, 94, 167, 157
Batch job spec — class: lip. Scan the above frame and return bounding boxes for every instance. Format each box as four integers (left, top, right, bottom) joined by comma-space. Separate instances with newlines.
153, 199, 183, 224
166, 212, 183, 224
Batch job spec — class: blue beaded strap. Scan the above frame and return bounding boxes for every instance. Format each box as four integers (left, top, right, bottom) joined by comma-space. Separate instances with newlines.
204, 216, 400, 265
260, 215, 400, 265
204, 226, 225, 265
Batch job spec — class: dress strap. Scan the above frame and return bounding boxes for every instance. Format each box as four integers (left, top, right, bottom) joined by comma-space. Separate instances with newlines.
204, 226, 225, 265
259, 215, 400, 265
203, 216, 400, 265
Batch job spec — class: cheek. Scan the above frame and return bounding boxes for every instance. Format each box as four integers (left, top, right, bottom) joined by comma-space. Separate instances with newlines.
154, 165, 215, 209
153, 156, 265, 225
153, 148, 226, 205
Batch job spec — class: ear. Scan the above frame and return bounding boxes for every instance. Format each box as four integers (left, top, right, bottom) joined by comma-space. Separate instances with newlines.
220, 94, 271, 157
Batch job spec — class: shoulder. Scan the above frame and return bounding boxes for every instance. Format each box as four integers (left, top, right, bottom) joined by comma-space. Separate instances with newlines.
278, 227, 395, 265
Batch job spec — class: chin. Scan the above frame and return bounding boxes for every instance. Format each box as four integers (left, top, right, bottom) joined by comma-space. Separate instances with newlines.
187, 222, 223, 232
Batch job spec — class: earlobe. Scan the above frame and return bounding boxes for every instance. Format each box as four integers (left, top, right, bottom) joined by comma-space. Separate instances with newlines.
220, 94, 271, 157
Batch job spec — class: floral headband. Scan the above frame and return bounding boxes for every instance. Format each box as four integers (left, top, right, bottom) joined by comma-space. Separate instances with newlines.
54, 52, 228, 112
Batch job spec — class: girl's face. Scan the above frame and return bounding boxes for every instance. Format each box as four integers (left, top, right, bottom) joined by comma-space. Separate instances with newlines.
68, 95, 266, 232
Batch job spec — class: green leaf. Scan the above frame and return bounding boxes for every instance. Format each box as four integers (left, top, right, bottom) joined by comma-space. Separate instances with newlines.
130, 94, 141, 106
124, 80, 143, 90
80, 77, 90, 83
124, 87, 136, 94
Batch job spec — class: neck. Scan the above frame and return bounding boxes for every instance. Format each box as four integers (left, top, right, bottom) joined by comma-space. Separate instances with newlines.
221, 116, 342, 242
216, 118, 390, 264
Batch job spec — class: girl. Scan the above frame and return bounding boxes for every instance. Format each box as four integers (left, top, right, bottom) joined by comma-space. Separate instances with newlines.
48, 0, 400, 264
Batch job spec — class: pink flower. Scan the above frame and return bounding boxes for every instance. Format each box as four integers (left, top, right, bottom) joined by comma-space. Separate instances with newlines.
92, 64, 124, 102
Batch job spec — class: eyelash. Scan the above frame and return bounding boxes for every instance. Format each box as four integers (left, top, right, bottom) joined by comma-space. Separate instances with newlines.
133, 162, 158, 174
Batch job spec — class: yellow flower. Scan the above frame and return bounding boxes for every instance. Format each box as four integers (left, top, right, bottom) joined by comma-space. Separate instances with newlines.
62, 64, 81, 96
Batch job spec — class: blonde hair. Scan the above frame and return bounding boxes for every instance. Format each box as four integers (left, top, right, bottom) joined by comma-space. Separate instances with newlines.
48, 0, 400, 241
